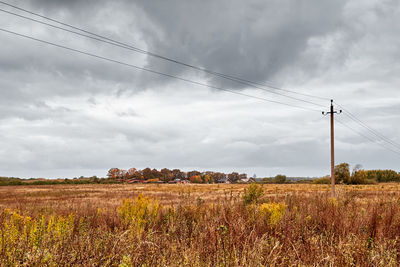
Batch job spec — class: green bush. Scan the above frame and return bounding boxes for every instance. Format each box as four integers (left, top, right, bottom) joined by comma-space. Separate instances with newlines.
243, 183, 263, 204
312, 176, 330, 184
274, 174, 286, 184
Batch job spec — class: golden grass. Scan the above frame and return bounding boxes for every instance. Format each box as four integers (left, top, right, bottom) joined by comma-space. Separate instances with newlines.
1, 183, 399, 209
2, 183, 400, 266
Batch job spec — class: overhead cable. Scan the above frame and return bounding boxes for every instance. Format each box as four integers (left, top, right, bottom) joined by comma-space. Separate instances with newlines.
0, 27, 322, 112
334, 101, 400, 151
0, 1, 329, 105
335, 118, 400, 156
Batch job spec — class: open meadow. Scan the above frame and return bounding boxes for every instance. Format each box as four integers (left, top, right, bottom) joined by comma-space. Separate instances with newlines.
2, 183, 400, 266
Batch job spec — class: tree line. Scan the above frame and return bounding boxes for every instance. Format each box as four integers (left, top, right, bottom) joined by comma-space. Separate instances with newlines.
107, 167, 248, 183
313, 163, 400, 184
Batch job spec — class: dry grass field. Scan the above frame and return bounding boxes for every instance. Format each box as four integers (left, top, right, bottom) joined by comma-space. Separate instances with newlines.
1, 183, 400, 266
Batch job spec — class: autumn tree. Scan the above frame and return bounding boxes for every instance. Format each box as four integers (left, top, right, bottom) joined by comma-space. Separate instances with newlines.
274, 174, 286, 184
107, 168, 123, 179
142, 168, 153, 180
160, 168, 173, 182
228, 172, 240, 183
151, 169, 160, 179
334, 163, 350, 184
366, 169, 399, 182
190, 175, 202, 183
351, 170, 367, 184
125, 168, 137, 179
106, 167, 250, 184
213, 172, 226, 183
203, 174, 213, 184
351, 164, 367, 184
132, 169, 143, 180
187, 170, 201, 179
172, 169, 185, 180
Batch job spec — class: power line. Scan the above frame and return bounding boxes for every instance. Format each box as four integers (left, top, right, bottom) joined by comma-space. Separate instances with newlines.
0, 1, 329, 105
335, 118, 400, 156
343, 111, 400, 150
3, 3, 398, 145
0, 27, 322, 112
334, 101, 400, 150
0, 5, 325, 107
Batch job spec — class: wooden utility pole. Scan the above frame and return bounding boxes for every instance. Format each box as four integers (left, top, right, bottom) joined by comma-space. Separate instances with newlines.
323, 100, 341, 197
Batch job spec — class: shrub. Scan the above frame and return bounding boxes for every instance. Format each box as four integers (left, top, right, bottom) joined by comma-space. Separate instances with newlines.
117, 195, 159, 229
313, 176, 330, 184
260, 202, 286, 225
3, 185, 400, 265
274, 174, 287, 184
351, 170, 367, 184
243, 183, 263, 204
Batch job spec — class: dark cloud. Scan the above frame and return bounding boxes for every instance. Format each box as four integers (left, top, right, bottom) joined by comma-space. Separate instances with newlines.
0, 0, 399, 178
135, 0, 347, 88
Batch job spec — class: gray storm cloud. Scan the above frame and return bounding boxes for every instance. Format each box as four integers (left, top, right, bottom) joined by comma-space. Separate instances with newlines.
0, 0, 399, 178
136, 0, 347, 87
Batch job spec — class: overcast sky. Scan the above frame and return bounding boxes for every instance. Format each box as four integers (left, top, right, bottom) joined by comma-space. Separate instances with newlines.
0, 0, 399, 179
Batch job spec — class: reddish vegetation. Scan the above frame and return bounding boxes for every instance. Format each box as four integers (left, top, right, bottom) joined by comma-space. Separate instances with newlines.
1, 183, 400, 266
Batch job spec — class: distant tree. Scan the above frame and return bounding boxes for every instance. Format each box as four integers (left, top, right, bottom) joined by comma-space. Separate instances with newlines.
274, 174, 286, 184
353, 164, 362, 173
160, 168, 173, 182
203, 174, 213, 183
312, 176, 331, 184
351, 170, 367, 184
187, 170, 201, 178
151, 169, 160, 179
228, 172, 240, 183
131, 169, 143, 180
261, 177, 274, 184
142, 168, 153, 180
204, 171, 215, 182
190, 175, 202, 183
172, 169, 185, 180
366, 169, 400, 182
351, 165, 367, 184
90, 176, 99, 183
213, 172, 226, 183
126, 168, 137, 179
334, 163, 350, 184
107, 168, 121, 179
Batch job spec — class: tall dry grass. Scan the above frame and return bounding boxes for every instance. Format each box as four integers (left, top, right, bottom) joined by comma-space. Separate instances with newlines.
1, 184, 400, 266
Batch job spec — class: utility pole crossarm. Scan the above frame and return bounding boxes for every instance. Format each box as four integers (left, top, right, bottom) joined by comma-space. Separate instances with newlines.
322, 100, 342, 198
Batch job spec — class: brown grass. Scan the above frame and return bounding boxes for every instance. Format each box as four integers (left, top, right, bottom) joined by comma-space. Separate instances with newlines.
1, 183, 400, 266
